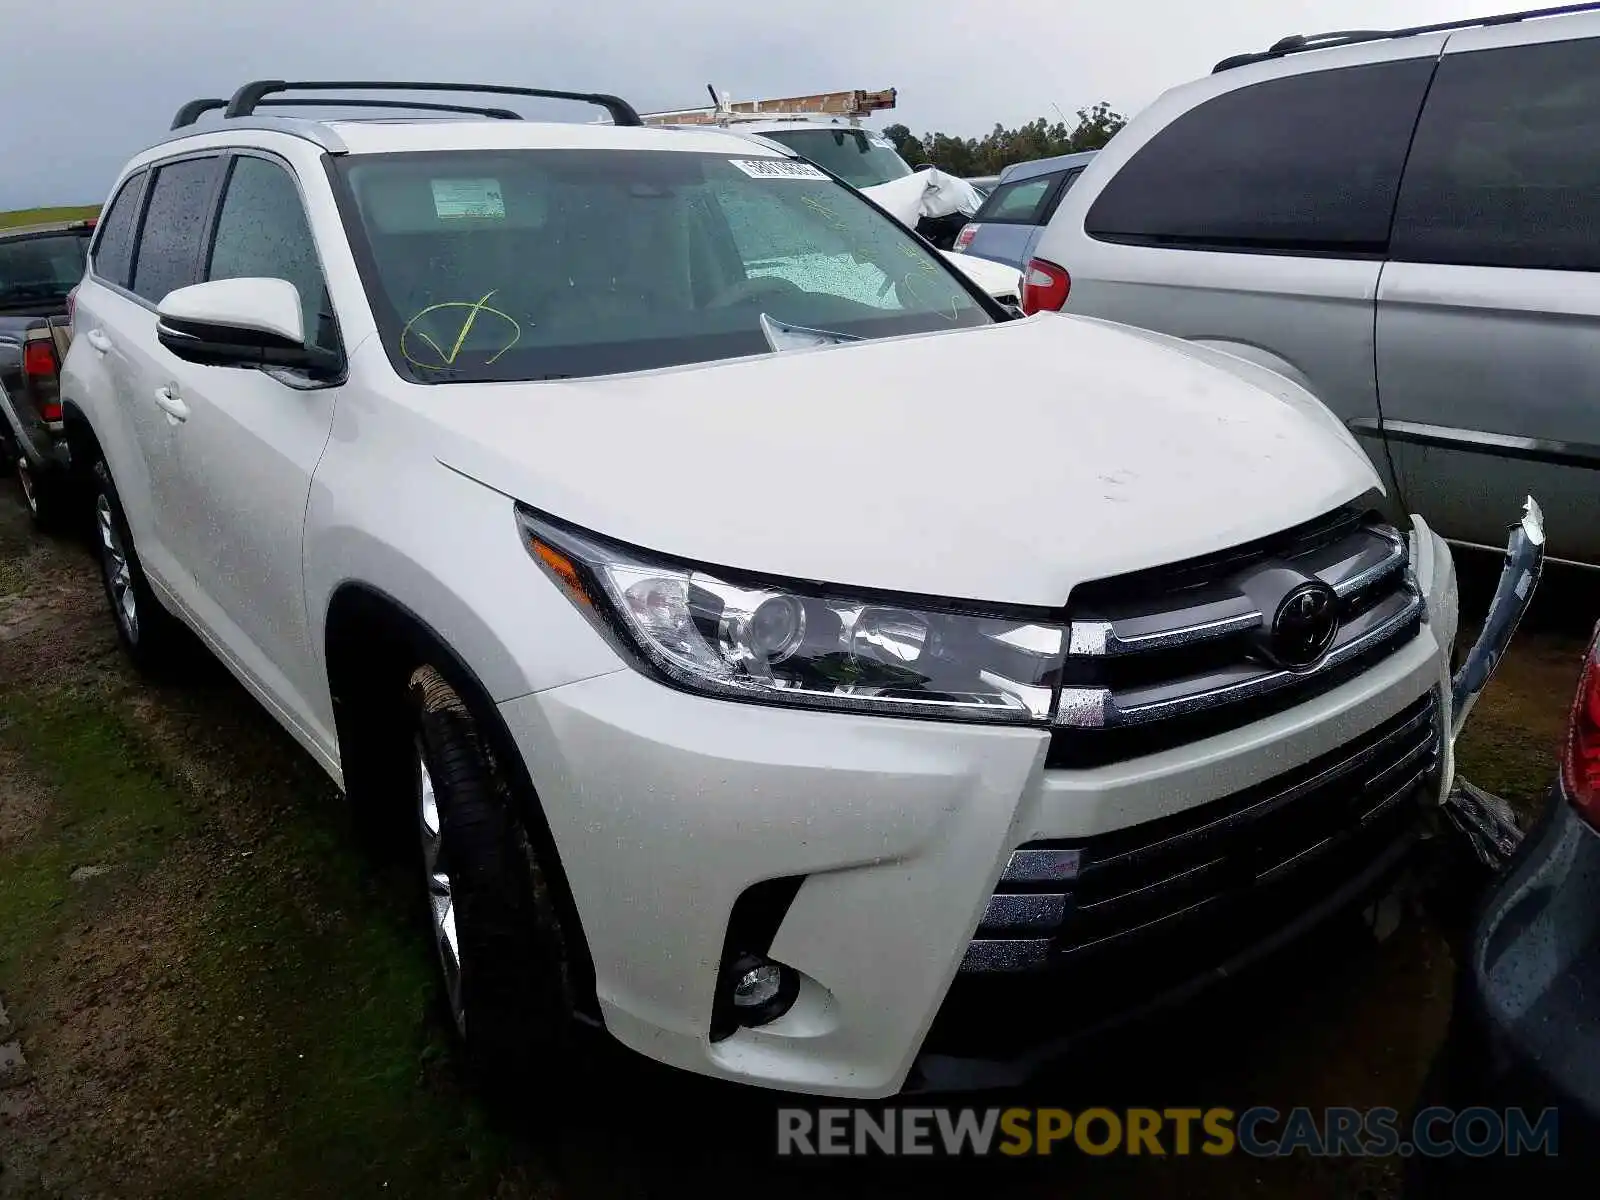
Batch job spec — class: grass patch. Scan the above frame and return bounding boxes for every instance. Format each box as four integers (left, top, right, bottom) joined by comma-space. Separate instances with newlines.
0, 683, 195, 977
0, 204, 99, 229
164, 845, 517, 1199
0, 673, 521, 1197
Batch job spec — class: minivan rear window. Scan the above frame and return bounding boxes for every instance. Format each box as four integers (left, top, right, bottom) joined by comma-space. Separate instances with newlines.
974, 174, 1058, 225
1085, 58, 1436, 255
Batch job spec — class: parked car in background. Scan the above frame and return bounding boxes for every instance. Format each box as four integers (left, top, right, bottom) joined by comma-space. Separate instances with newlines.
966, 174, 1000, 199
58, 78, 1528, 1102
951, 151, 1097, 272
0, 217, 92, 526
1028, 3, 1600, 567
1409, 610, 1600, 1194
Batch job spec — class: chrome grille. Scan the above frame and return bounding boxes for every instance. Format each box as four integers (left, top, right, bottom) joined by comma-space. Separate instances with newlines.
1051, 506, 1420, 765
962, 690, 1441, 974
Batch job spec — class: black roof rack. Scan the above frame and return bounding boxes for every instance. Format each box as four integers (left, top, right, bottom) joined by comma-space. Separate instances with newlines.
1212, 2, 1600, 71
217, 80, 642, 127
171, 96, 524, 130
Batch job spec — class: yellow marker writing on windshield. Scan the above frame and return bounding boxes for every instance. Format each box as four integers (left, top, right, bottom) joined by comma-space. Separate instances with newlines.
400, 290, 522, 370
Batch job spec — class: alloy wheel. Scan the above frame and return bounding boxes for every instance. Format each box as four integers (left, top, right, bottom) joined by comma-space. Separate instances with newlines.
418, 746, 466, 1036
95, 493, 138, 642
17, 457, 37, 517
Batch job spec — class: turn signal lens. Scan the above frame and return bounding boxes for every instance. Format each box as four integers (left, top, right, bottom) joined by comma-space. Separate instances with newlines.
1562, 622, 1600, 829
528, 538, 591, 608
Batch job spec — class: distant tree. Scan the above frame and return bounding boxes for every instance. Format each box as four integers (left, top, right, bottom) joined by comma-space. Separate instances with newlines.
881, 123, 926, 166
885, 103, 1127, 176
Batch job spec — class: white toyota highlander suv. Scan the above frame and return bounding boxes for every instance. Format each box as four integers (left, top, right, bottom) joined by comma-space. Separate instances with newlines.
58, 80, 1532, 1100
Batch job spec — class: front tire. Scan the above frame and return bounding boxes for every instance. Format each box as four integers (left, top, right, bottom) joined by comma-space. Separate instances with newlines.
408, 665, 577, 1097
91, 459, 184, 671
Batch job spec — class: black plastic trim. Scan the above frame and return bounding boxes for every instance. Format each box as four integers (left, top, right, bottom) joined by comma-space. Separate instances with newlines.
709, 876, 806, 1040
1211, 2, 1600, 72
220, 79, 642, 127
1349, 417, 1600, 470
172, 96, 523, 128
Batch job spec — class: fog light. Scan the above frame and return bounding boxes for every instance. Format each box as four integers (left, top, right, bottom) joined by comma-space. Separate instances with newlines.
724, 953, 798, 1029
733, 961, 783, 1009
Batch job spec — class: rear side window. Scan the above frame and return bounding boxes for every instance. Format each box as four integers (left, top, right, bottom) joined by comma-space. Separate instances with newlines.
974, 174, 1058, 224
1085, 59, 1436, 254
91, 170, 146, 289
1391, 37, 1600, 272
131, 157, 219, 303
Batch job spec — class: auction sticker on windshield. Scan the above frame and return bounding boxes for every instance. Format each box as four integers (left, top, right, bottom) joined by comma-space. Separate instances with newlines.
729, 159, 829, 181
431, 178, 506, 219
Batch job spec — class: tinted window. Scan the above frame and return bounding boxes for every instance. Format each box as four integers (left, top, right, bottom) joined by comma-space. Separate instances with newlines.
1086, 59, 1436, 253
91, 171, 145, 289
0, 232, 90, 309
975, 174, 1057, 224
758, 129, 913, 189
208, 156, 338, 354
131, 157, 218, 303
335, 149, 988, 383
1038, 168, 1086, 224
1391, 37, 1600, 271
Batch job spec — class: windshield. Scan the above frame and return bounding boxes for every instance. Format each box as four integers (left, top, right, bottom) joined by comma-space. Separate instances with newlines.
335, 149, 989, 383
757, 128, 914, 189
0, 231, 90, 310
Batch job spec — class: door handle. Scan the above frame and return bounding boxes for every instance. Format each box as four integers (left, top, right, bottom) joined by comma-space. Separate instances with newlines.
85, 329, 113, 354
153, 386, 189, 423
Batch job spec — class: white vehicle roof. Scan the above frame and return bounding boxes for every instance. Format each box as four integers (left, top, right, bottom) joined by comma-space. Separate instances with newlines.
147, 116, 786, 160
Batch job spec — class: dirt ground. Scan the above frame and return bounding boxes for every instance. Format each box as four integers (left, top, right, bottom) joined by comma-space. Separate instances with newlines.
0, 479, 1591, 1200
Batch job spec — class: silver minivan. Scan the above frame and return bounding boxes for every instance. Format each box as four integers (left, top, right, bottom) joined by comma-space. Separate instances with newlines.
1029, 4, 1600, 567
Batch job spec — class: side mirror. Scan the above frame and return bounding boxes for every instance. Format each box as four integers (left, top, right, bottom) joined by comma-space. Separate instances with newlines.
156, 278, 339, 376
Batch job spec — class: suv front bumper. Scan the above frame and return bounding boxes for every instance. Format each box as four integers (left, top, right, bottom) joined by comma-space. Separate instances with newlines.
498, 518, 1463, 1097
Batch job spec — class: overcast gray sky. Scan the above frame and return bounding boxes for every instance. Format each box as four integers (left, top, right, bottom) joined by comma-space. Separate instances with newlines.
1, 0, 1490, 210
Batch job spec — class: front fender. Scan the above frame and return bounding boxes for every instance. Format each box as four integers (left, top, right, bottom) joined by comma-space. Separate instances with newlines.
302, 447, 626, 739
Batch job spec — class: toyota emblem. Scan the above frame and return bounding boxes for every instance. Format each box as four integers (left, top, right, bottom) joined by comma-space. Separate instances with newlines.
1270, 582, 1340, 668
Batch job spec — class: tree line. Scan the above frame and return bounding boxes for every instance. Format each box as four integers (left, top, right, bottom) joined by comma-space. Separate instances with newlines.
883, 102, 1127, 178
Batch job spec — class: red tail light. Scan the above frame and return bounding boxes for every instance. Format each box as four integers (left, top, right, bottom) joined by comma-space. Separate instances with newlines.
1021, 257, 1071, 315
1563, 623, 1600, 828
22, 339, 62, 421
953, 224, 977, 252
22, 340, 57, 378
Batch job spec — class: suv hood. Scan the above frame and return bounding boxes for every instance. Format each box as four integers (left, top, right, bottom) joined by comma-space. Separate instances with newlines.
430, 315, 1381, 607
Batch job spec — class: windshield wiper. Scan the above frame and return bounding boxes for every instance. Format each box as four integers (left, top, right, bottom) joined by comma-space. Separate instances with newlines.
759, 313, 863, 354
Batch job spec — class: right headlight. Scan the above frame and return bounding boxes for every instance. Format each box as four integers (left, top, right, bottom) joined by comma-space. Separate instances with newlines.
518, 508, 1066, 725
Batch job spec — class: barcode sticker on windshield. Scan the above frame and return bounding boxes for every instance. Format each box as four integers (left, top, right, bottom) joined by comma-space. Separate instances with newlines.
729, 158, 829, 181
431, 178, 505, 219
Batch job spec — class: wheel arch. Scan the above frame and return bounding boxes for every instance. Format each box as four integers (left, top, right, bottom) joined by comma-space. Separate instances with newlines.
322, 579, 601, 1019
61, 398, 106, 485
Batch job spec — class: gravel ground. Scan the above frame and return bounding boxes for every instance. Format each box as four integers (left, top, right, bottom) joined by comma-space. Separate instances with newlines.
0, 477, 1591, 1199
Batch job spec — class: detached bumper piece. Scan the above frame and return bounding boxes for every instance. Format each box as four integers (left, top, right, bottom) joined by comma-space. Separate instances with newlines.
1443, 497, 1545, 869
913, 693, 1442, 1088
1053, 505, 1420, 766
